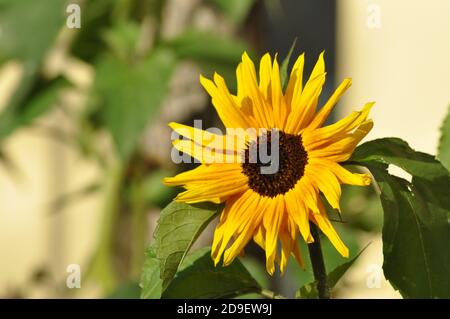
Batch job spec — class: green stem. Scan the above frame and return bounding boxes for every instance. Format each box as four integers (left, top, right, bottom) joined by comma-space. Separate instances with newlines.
130, 180, 147, 278
87, 161, 124, 293
307, 222, 330, 299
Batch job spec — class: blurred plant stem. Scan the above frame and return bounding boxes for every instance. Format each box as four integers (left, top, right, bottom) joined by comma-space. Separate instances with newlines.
307, 223, 330, 299
88, 161, 125, 293
130, 179, 147, 278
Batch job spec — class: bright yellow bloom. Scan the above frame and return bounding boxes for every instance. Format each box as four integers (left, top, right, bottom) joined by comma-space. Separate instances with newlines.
164, 52, 373, 275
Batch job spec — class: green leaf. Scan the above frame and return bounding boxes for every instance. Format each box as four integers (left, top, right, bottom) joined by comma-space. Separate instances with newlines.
0, 0, 66, 141
101, 21, 140, 61
108, 281, 141, 299
438, 105, 450, 170
208, 0, 255, 24
140, 246, 163, 299
95, 49, 176, 159
350, 138, 443, 180
280, 38, 297, 90
0, 0, 65, 62
295, 247, 366, 299
349, 138, 450, 298
162, 248, 261, 299
154, 201, 223, 291
165, 30, 247, 66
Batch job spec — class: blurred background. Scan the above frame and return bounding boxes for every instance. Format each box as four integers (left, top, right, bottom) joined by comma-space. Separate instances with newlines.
0, 0, 449, 298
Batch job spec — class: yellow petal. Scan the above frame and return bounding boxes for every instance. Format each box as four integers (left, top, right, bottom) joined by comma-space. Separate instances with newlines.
295, 175, 320, 215
309, 51, 326, 80
211, 190, 256, 264
169, 122, 240, 152
310, 200, 349, 258
253, 225, 266, 249
163, 163, 242, 186
263, 195, 284, 275
175, 175, 248, 204
306, 164, 342, 211
285, 188, 313, 243
239, 52, 272, 127
200, 74, 253, 129
303, 102, 374, 149
306, 120, 374, 162
315, 159, 371, 186
223, 195, 265, 266
306, 78, 352, 131
285, 53, 305, 106
285, 72, 326, 134
258, 53, 272, 100
279, 228, 292, 273
171, 139, 239, 164
271, 57, 288, 129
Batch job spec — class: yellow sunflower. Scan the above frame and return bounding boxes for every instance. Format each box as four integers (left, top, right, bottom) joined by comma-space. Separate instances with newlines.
164, 52, 374, 275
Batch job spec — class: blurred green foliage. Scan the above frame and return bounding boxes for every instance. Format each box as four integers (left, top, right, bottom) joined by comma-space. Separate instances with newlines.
0, 0, 253, 297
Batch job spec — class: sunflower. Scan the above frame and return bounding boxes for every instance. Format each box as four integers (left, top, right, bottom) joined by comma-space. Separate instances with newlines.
164, 52, 373, 275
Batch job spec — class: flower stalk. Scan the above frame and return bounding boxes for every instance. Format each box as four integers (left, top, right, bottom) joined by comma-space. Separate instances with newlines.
307, 223, 330, 299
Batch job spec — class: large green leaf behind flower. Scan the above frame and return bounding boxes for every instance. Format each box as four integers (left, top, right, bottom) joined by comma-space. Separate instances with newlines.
349, 138, 450, 298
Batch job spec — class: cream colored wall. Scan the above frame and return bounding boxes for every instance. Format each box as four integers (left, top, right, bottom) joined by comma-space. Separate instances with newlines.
337, 0, 450, 152
336, 0, 450, 298
0, 63, 101, 298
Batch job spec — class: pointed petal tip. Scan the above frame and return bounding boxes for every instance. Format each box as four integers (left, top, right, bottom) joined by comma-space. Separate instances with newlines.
242, 51, 250, 61
168, 121, 177, 129
212, 253, 221, 267
344, 78, 352, 86
266, 266, 275, 276
261, 52, 271, 60
366, 101, 376, 108
342, 247, 350, 258
213, 71, 223, 82
199, 74, 213, 86
362, 174, 372, 185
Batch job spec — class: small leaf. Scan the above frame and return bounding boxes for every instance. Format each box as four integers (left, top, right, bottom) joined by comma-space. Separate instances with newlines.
140, 246, 162, 299
438, 105, 450, 170
295, 247, 366, 299
154, 201, 223, 291
280, 38, 297, 89
95, 49, 176, 159
162, 248, 261, 299
349, 138, 450, 298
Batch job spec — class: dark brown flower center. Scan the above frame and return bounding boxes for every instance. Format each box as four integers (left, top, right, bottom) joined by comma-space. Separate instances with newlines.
241, 130, 308, 197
